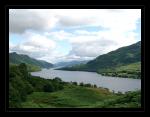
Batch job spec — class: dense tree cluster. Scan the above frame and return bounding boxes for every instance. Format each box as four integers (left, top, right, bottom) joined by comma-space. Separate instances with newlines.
9, 63, 64, 108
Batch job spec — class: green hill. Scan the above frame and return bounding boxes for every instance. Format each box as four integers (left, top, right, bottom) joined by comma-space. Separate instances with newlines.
9, 52, 53, 69
60, 41, 141, 78
9, 63, 141, 108
86, 41, 141, 71
98, 62, 141, 79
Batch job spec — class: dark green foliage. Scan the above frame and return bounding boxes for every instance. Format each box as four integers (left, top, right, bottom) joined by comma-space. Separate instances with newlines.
9, 83, 22, 108
9, 64, 21, 79
93, 84, 97, 88
84, 83, 92, 87
43, 83, 54, 92
9, 52, 53, 69
9, 64, 34, 108
51, 78, 64, 91
72, 82, 78, 86
9, 63, 64, 108
79, 82, 84, 86
18, 63, 28, 79
52, 77, 62, 83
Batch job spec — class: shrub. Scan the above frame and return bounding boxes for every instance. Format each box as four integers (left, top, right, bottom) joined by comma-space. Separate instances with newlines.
43, 83, 54, 92
84, 83, 92, 87
93, 84, 97, 88
79, 82, 84, 86
72, 82, 78, 86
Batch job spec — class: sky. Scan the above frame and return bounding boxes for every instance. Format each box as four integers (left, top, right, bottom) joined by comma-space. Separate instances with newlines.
9, 9, 141, 63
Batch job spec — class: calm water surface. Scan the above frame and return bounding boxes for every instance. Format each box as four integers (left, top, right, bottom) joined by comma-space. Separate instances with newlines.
31, 69, 141, 93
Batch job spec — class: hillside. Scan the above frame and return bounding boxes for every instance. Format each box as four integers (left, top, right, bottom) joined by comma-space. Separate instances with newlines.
60, 41, 141, 78
9, 63, 141, 108
98, 62, 141, 79
9, 52, 53, 69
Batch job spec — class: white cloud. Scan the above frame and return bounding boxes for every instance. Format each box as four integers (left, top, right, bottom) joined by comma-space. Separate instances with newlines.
69, 29, 139, 57
10, 32, 56, 60
10, 9, 140, 33
9, 9, 141, 63
45, 29, 138, 58
9, 9, 59, 33
45, 30, 73, 41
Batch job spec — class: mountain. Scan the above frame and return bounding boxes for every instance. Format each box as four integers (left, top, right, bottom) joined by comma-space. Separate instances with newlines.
85, 41, 141, 71
9, 52, 53, 69
60, 41, 141, 78
54, 60, 89, 68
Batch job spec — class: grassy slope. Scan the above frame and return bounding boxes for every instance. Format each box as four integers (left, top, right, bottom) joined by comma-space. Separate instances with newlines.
26, 64, 41, 72
9, 52, 53, 69
21, 85, 141, 108
10, 63, 41, 72
98, 62, 141, 79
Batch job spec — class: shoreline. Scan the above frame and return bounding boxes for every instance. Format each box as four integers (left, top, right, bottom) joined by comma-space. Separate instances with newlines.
54, 68, 140, 79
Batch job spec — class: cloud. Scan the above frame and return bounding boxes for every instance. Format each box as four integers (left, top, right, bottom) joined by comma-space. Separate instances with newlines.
58, 15, 96, 27
45, 30, 73, 41
69, 29, 139, 57
69, 37, 118, 57
9, 9, 58, 33
45, 29, 138, 58
9, 9, 141, 63
10, 9, 140, 34
10, 32, 56, 59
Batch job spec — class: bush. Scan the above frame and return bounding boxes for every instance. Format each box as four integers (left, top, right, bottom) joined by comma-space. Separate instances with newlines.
53, 77, 62, 83
9, 83, 22, 108
84, 83, 92, 87
93, 84, 97, 88
72, 82, 78, 86
79, 82, 84, 86
18, 63, 29, 79
43, 83, 54, 92
52, 81, 64, 91
9, 63, 65, 108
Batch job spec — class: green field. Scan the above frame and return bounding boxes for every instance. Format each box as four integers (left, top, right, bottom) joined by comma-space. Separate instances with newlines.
98, 62, 141, 79
21, 85, 141, 108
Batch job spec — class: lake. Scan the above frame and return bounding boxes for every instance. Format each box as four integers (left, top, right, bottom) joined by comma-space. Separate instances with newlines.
31, 69, 141, 93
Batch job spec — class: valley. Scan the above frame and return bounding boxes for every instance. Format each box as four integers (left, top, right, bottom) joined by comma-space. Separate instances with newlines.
9, 41, 142, 108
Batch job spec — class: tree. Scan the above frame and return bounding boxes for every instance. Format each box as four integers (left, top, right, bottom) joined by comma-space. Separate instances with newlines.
79, 82, 84, 86
93, 84, 97, 88
19, 63, 28, 78
53, 77, 62, 82
43, 83, 54, 92
72, 82, 78, 86
84, 83, 92, 87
